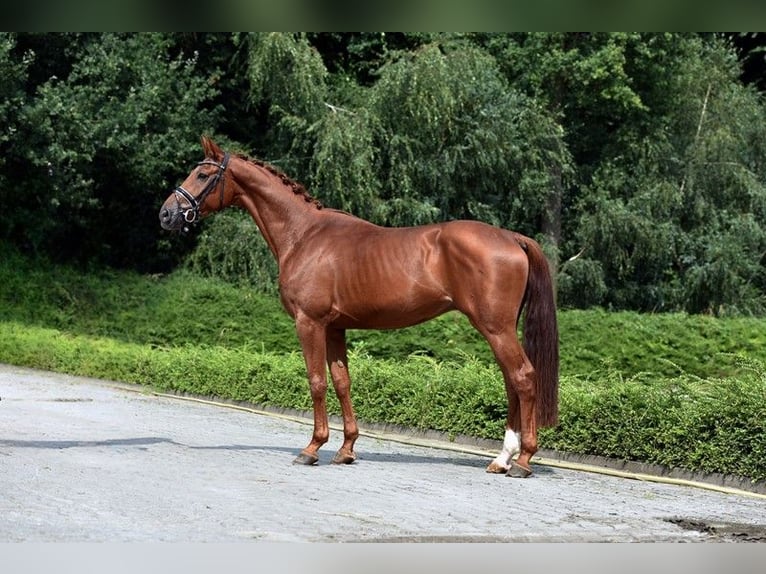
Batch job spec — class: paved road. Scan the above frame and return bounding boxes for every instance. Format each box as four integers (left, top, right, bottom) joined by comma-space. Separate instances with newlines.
1, 363, 764, 542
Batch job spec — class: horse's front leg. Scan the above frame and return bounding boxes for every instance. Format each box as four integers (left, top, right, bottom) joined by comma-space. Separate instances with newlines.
326, 328, 358, 464
293, 314, 329, 465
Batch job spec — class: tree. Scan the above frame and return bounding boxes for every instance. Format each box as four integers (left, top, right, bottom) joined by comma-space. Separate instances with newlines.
3, 33, 763, 315
669, 36, 766, 314
245, 32, 328, 181
570, 35, 766, 314
477, 33, 660, 276
368, 38, 571, 231
0, 34, 31, 246
5, 33, 220, 270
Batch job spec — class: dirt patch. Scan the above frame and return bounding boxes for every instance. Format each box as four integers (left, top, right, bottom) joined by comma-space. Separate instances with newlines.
666, 518, 766, 542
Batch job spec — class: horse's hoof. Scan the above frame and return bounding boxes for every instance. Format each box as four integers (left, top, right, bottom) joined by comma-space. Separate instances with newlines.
293, 451, 319, 466
506, 461, 533, 478
332, 450, 357, 465
486, 461, 509, 474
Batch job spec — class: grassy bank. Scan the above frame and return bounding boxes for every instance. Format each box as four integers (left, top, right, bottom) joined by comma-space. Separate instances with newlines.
2, 247, 765, 379
1, 248, 765, 482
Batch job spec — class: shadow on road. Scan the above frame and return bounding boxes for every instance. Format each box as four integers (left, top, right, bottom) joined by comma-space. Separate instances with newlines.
0, 435, 557, 476
187, 443, 557, 474
0, 437, 174, 449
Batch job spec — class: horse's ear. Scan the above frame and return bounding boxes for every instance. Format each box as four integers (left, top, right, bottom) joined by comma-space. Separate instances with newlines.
200, 135, 223, 160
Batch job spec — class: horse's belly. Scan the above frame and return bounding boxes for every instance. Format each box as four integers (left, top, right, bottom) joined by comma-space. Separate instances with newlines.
333, 286, 454, 330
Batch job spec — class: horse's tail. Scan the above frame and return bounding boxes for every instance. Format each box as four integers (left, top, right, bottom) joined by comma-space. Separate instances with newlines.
515, 234, 559, 427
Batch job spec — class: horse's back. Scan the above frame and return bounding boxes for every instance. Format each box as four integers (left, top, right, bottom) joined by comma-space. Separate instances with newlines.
280, 216, 531, 331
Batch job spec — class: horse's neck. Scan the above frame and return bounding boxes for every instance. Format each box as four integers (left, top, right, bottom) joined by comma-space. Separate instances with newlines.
232, 161, 318, 263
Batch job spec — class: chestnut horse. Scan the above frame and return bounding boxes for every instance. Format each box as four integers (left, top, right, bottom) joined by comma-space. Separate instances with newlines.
160, 137, 559, 477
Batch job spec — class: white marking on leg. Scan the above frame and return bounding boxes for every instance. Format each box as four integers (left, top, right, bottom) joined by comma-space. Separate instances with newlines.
490, 429, 521, 471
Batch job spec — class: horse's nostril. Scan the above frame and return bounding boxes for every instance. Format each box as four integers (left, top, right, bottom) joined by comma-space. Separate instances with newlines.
160, 208, 169, 222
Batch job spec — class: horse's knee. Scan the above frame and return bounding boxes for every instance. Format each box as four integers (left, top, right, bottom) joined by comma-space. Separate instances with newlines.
308, 376, 328, 399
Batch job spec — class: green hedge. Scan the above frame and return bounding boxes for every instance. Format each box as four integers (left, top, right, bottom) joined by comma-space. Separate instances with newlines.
1, 321, 764, 482
2, 249, 765, 482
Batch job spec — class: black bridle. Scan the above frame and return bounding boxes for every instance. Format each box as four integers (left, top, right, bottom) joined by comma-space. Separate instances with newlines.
173, 153, 230, 228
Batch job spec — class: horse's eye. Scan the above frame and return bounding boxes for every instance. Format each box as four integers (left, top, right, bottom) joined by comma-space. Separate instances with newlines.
197, 172, 209, 181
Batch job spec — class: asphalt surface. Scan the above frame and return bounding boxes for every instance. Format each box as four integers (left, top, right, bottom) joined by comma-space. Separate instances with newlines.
2, 363, 765, 542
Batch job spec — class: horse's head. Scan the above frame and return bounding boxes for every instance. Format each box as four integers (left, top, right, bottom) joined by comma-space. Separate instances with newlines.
159, 136, 231, 232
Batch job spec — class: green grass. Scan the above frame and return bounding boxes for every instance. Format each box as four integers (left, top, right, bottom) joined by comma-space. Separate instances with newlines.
2, 246, 765, 379
2, 246, 766, 482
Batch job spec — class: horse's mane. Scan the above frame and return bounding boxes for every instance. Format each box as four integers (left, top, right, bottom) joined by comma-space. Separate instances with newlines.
235, 153, 323, 210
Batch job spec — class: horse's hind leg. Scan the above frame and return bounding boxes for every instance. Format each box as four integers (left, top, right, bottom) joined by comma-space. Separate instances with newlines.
486, 391, 521, 474
482, 332, 538, 477
326, 328, 359, 464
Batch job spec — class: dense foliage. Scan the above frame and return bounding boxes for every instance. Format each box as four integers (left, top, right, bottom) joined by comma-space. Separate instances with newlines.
1, 32, 765, 314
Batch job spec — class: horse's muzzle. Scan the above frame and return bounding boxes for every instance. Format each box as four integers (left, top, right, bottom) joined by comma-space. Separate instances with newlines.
159, 205, 184, 231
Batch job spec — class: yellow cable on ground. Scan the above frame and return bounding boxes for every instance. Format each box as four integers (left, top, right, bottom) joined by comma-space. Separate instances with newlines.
147, 390, 766, 501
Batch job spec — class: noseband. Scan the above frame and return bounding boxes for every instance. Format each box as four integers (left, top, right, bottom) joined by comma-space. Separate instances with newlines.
173, 153, 230, 227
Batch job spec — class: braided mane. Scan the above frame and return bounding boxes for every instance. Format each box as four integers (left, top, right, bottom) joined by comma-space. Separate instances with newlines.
236, 153, 322, 209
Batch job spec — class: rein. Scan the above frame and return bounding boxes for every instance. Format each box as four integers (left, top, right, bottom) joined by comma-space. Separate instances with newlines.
173, 153, 230, 229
